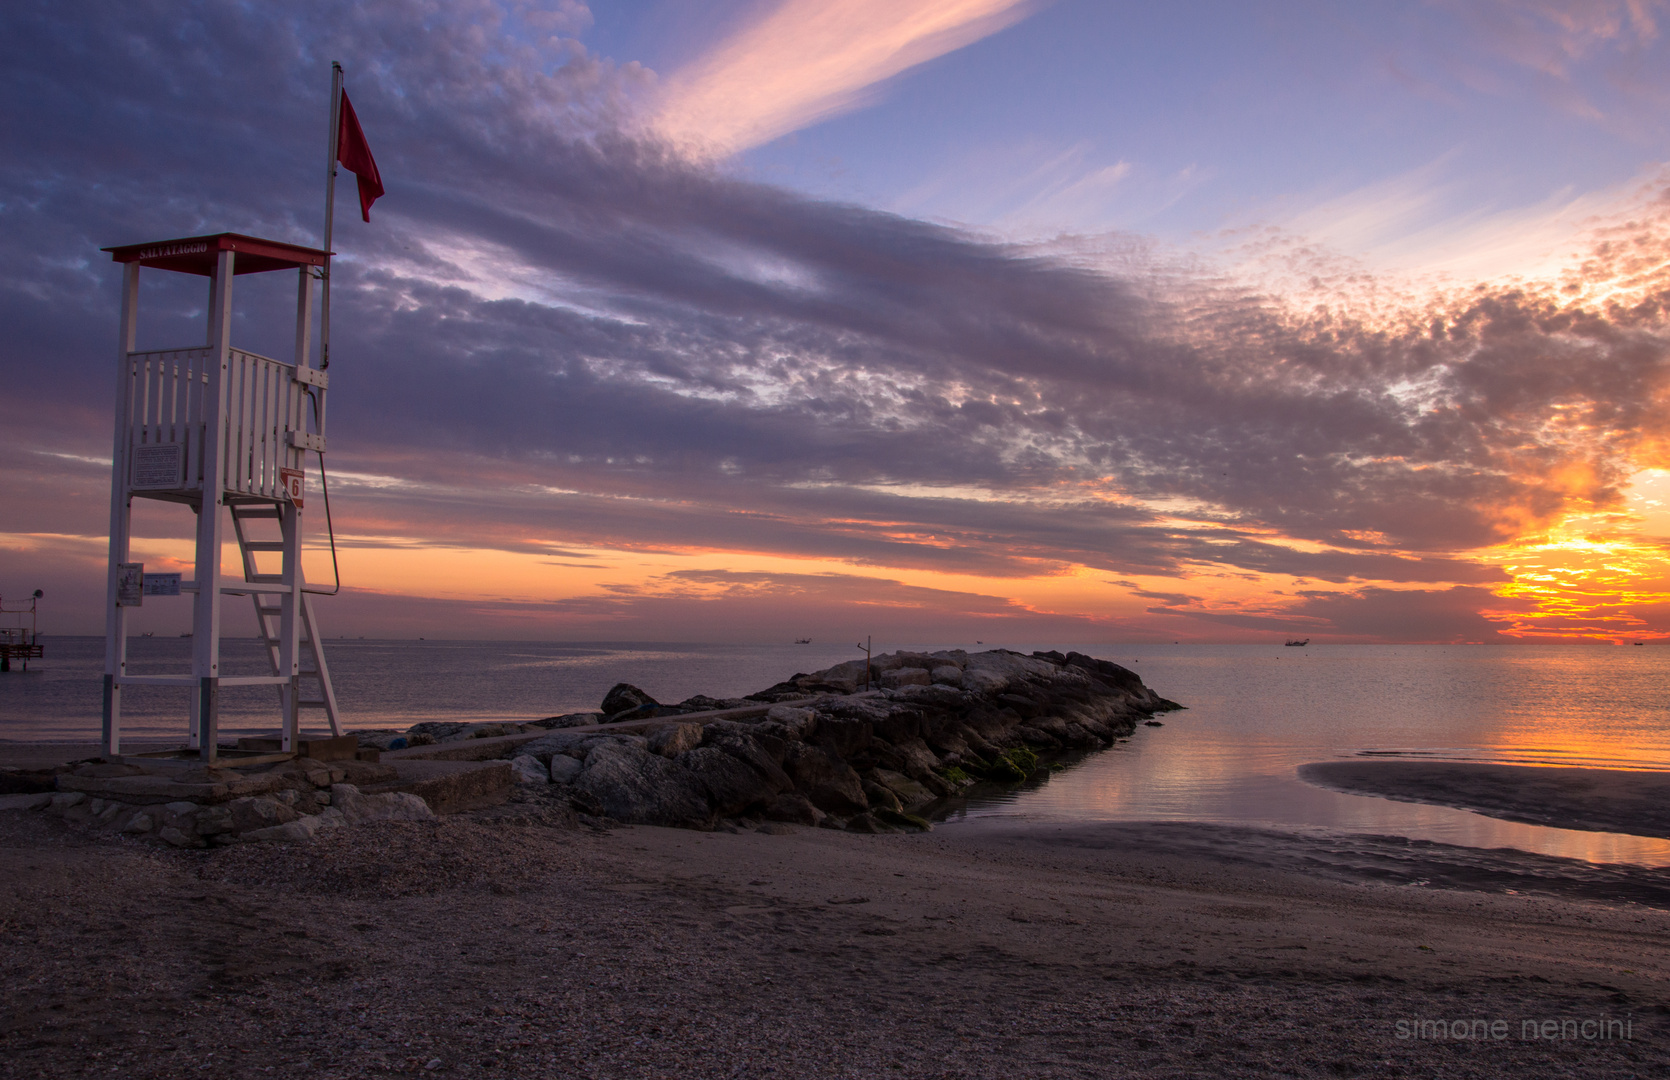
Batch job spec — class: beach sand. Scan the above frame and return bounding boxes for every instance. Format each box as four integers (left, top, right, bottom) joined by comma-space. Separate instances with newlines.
2, 788, 1667, 1079
1301, 760, 1670, 840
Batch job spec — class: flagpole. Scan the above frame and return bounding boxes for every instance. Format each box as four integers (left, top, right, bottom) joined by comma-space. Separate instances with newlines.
322, 61, 342, 370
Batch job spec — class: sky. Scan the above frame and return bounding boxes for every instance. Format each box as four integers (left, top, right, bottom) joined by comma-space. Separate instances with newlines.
3, 0, 1670, 644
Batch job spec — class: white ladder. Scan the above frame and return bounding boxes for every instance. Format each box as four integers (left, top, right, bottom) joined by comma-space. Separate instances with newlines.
230, 503, 342, 736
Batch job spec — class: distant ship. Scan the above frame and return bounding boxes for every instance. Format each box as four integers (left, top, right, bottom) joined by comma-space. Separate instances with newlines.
794, 638, 812, 644
1285, 638, 1309, 646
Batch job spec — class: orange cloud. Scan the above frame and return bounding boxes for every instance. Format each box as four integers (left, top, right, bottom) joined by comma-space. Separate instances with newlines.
650, 0, 1036, 157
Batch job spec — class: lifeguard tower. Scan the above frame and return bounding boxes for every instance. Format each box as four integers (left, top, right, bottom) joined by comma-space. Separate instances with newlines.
99, 234, 342, 763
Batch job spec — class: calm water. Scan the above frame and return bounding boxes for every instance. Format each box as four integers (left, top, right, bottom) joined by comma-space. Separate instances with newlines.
6, 638, 1670, 866
952, 642, 1670, 867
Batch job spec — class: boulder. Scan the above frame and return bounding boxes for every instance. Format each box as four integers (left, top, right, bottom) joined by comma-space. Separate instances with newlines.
881, 667, 932, 690
930, 665, 964, 687
762, 792, 825, 826
509, 755, 549, 784
573, 741, 712, 827
601, 683, 658, 717
329, 784, 436, 825
707, 733, 793, 788
225, 796, 299, 833
677, 747, 778, 816
844, 812, 899, 834
244, 807, 347, 842
520, 731, 640, 763
764, 705, 817, 739
863, 782, 902, 813
783, 744, 868, 816
869, 768, 937, 811
547, 755, 583, 785
646, 723, 703, 758
961, 668, 1009, 694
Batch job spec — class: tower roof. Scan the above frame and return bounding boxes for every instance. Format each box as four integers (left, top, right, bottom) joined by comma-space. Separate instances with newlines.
102, 233, 331, 276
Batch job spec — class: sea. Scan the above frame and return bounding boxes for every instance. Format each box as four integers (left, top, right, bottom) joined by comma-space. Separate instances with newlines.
6, 637, 1670, 866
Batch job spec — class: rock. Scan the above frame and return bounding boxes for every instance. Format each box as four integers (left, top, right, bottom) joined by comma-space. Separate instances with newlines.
157, 826, 203, 848
764, 706, 817, 739
406, 721, 471, 742
547, 755, 583, 785
707, 733, 793, 789
962, 668, 1009, 694
930, 665, 964, 687
50, 791, 86, 811
677, 747, 779, 816
892, 737, 944, 778
243, 808, 347, 842
573, 741, 712, 827
163, 800, 201, 815
874, 807, 932, 832
881, 667, 932, 689
518, 731, 598, 762
1065, 651, 1145, 694
869, 768, 937, 811
844, 812, 899, 834
329, 784, 436, 825
756, 822, 796, 835
193, 805, 236, 835
762, 792, 825, 826
224, 796, 300, 834
601, 682, 658, 717
535, 711, 605, 729
863, 782, 902, 813
0, 792, 52, 812
783, 744, 868, 816
509, 755, 549, 784
119, 812, 155, 833
646, 723, 703, 758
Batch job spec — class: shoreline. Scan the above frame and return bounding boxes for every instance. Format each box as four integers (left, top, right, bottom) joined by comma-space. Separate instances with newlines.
1300, 759, 1670, 841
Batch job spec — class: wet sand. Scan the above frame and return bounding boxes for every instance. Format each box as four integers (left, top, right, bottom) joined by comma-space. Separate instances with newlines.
1301, 760, 1670, 840
3, 790, 1668, 1078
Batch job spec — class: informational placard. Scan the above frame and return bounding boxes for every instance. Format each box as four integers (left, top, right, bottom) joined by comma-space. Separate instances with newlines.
131, 443, 183, 489
278, 466, 305, 507
142, 572, 181, 596
116, 563, 143, 607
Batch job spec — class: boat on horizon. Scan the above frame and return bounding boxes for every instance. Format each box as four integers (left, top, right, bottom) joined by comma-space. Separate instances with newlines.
794, 638, 812, 644
1285, 638, 1309, 647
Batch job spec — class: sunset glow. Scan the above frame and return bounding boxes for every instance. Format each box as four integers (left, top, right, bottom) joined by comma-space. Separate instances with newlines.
4, 1, 1670, 644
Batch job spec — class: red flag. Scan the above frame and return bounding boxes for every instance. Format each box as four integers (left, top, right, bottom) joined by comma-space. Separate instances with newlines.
336, 90, 384, 222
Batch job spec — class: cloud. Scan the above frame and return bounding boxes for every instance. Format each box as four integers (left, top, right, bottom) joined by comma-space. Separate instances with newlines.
648, 0, 1036, 157
6, 0, 1670, 642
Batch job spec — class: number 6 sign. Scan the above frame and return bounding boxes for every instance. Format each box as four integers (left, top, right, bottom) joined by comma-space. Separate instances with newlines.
279, 467, 305, 508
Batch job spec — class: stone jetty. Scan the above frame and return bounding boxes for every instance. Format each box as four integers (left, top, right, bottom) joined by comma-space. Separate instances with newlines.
1, 648, 1179, 842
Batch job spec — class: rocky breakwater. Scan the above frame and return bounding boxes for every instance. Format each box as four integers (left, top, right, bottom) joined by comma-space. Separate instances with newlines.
0, 756, 436, 846
509, 649, 1181, 833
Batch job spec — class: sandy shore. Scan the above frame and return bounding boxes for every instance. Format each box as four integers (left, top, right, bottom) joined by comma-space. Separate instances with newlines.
3, 788, 1667, 1079
1301, 760, 1670, 840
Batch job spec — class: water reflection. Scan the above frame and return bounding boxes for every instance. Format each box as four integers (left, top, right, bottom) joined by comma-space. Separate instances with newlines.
949, 643, 1670, 868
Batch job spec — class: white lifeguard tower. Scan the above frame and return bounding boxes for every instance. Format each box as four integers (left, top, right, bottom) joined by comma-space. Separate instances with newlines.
99, 233, 342, 763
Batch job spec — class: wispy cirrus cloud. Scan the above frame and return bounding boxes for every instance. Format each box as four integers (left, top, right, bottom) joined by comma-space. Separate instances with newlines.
648, 0, 1037, 157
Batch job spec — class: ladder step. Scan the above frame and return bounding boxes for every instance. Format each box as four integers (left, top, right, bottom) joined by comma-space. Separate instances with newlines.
243, 542, 286, 552
299, 700, 329, 708
232, 507, 282, 519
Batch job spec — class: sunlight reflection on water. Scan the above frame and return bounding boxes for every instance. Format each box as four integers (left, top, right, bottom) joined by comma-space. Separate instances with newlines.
952, 642, 1670, 867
